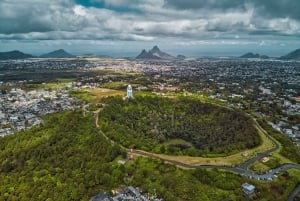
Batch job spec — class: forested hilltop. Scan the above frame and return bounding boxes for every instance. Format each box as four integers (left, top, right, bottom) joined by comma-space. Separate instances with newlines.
0, 110, 299, 200
99, 96, 261, 156
0, 111, 125, 200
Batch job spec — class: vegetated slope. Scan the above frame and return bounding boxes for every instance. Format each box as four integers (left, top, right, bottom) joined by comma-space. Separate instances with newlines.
0, 110, 256, 201
257, 119, 300, 164
0, 50, 34, 60
0, 111, 125, 201
40, 49, 73, 58
239, 52, 269, 59
0, 111, 297, 201
280, 48, 300, 60
99, 96, 261, 156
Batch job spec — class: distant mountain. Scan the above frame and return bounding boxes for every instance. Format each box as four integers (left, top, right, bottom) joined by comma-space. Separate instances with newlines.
0, 50, 34, 60
280, 49, 300, 60
136, 49, 159, 59
136, 46, 175, 60
239, 52, 269, 59
40, 49, 73, 58
176, 55, 186, 60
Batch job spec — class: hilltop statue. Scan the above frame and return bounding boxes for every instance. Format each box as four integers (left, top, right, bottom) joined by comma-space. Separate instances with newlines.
126, 85, 133, 99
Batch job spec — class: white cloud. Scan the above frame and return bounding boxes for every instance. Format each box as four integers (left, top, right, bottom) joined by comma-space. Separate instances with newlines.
0, 0, 299, 44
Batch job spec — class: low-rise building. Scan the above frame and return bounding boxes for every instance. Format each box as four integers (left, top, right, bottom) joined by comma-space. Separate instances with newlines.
242, 183, 256, 195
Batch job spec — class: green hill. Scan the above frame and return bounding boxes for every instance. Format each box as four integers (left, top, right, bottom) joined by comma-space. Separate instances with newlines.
0, 110, 247, 201
0, 110, 297, 201
40, 49, 73, 58
0, 50, 34, 60
99, 96, 261, 156
0, 111, 125, 200
280, 48, 300, 60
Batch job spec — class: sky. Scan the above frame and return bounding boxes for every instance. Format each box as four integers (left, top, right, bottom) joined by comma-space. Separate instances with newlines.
0, 0, 300, 57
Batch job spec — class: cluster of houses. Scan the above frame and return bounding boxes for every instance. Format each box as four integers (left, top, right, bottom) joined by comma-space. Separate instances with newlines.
91, 184, 257, 200
91, 186, 162, 201
268, 119, 300, 146
0, 87, 79, 137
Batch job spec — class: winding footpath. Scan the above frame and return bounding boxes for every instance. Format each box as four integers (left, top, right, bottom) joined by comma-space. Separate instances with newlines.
94, 110, 300, 199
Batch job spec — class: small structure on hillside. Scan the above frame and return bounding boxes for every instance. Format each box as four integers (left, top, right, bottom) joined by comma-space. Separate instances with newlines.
261, 156, 270, 163
242, 151, 249, 157
242, 183, 256, 195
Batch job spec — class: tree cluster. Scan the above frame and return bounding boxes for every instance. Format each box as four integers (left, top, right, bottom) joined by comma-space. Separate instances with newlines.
99, 96, 260, 156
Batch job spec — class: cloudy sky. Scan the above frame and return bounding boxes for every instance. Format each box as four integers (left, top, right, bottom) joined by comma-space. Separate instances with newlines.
0, 0, 300, 57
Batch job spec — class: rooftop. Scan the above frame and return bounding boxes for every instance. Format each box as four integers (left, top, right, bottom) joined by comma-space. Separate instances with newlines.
242, 183, 255, 192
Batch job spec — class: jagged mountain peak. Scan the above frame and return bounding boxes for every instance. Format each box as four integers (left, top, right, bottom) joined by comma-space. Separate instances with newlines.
136, 46, 174, 60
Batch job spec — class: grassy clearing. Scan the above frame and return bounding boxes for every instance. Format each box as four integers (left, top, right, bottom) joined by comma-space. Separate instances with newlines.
91, 68, 143, 76
71, 88, 124, 103
288, 169, 300, 180
100, 81, 134, 89
248, 120, 298, 172
25, 79, 73, 91
248, 142, 297, 172
248, 156, 281, 172
133, 125, 274, 166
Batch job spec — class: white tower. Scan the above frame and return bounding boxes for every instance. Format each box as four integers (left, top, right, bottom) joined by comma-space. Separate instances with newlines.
126, 85, 133, 98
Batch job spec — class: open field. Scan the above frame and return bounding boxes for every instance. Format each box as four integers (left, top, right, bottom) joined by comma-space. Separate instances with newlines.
71, 87, 124, 103
248, 139, 297, 172
248, 156, 281, 172
25, 79, 73, 91
99, 81, 134, 89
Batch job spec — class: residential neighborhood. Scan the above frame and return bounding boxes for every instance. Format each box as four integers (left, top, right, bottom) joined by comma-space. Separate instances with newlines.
0, 87, 80, 136
91, 186, 162, 201
1, 58, 299, 147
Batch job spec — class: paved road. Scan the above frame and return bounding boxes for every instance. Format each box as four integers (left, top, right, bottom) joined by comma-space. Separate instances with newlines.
238, 118, 279, 170
133, 150, 300, 181
287, 183, 300, 201
95, 110, 300, 199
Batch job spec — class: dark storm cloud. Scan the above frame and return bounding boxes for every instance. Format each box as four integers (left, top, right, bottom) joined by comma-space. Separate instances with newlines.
0, 2, 52, 34
0, 0, 87, 34
251, 0, 300, 21
165, 0, 246, 11
0, 0, 299, 42
165, 0, 300, 20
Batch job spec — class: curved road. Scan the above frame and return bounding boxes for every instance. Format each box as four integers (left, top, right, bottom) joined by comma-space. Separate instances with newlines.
287, 183, 300, 201
132, 150, 300, 181
237, 118, 279, 170
94, 110, 300, 199
129, 117, 300, 182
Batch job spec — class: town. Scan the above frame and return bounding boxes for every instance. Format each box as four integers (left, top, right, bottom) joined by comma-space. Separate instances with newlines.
0, 57, 300, 200
0, 86, 80, 136
1, 57, 299, 147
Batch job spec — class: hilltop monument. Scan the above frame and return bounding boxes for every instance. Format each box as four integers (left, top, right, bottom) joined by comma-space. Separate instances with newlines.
126, 85, 133, 98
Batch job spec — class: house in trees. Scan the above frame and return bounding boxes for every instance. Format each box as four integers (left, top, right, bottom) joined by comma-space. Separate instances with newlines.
242, 183, 256, 195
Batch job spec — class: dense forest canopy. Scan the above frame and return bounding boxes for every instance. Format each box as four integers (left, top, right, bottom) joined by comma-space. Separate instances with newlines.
0, 110, 297, 201
99, 96, 261, 156
0, 111, 125, 200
